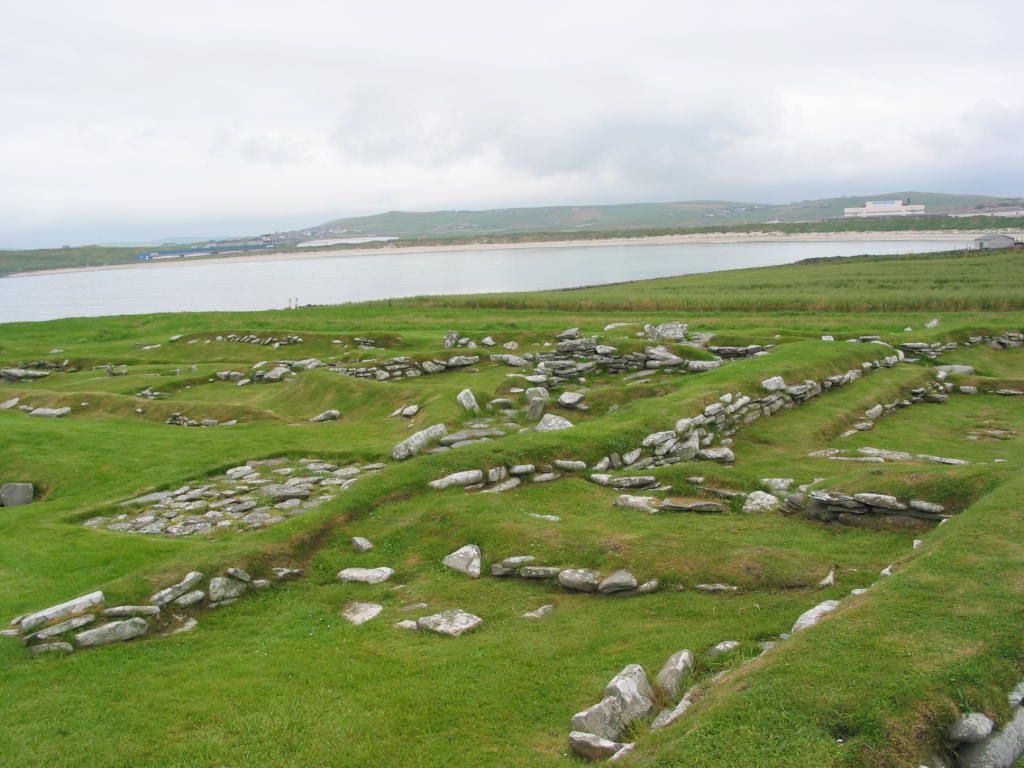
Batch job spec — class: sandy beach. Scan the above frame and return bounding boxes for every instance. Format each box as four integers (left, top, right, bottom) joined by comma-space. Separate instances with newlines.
7, 228, 1012, 279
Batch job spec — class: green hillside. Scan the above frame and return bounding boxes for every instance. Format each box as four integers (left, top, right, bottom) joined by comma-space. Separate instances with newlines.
317, 192, 1021, 237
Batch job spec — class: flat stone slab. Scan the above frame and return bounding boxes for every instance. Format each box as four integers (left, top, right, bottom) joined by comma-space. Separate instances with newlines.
75, 617, 148, 647
20, 590, 105, 633
338, 567, 394, 584
659, 497, 725, 513
342, 602, 383, 625
416, 609, 483, 637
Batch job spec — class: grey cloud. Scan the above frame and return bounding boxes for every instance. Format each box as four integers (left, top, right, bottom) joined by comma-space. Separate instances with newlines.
0, 0, 1021, 247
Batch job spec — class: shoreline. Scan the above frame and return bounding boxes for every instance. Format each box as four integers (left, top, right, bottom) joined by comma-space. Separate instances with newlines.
5, 229, 1005, 279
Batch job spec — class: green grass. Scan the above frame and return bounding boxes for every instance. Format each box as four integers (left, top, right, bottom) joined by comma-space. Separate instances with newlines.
1, 246, 1023, 767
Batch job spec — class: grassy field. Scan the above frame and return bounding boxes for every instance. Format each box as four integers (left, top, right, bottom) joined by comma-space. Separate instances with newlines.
2, 248, 1023, 767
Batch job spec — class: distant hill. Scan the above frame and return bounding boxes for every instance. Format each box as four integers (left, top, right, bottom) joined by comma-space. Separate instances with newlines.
309, 192, 1021, 239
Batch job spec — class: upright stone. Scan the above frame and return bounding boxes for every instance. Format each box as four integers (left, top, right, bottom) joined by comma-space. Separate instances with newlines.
656, 649, 695, 698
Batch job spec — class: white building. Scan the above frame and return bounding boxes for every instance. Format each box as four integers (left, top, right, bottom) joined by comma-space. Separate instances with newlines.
974, 234, 1017, 250
843, 199, 926, 218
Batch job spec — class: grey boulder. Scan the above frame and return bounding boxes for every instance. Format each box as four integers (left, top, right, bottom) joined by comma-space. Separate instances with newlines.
442, 544, 482, 578
569, 731, 629, 761
656, 649, 695, 699
559, 568, 602, 593
604, 664, 656, 721
0, 482, 34, 507
950, 712, 996, 745
598, 570, 638, 594
572, 696, 625, 740
209, 576, 247, 602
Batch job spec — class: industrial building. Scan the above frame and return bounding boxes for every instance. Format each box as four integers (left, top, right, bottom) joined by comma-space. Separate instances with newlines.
843, 199, 927, 218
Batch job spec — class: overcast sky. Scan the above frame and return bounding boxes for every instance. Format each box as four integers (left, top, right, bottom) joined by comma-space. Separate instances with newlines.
2, 1, 1022, 248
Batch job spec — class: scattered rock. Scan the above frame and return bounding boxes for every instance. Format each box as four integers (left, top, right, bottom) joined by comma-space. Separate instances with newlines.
522, 604, 555, 619
30, 641, 74, 655
150, 573, 204, 605
208, 576, 247, 602
695, 583, 738, 593
416, 609, 483, 637
742, 491, 780, 513
75, 617, 148, 647
392, 424, 448, 461
707, 640, 739, 657
342, 602, 383, 625
614, 494, 659, 513
697, 447, 735, 463
310, 409, 341, 422
791, 600, 840, 633
352, 536, 374, 553
569, 731, 630, 761
535, 413, 574, 431
0, 482, 34, 507
29, 407, 72, 418
656, 649, 695, 699
338, 567, 394, 584
456, 389, 480, 413
519, 566, 563, 579
605, 664, 656, 721
20, 591, 105, 632
429, 470, 484, 490
598, 570, 638, 594
958, 707, 1024, 768
558, 391, 586, 408
103, 605, 161, 618
442, 544, 482, 578
559, 569, 602, 593
949, 712, 995, 745
572, 697, 626, 741
225, 567, 251, 582
651, 687, 696, 730
172, 590, 205, 608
